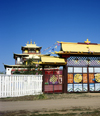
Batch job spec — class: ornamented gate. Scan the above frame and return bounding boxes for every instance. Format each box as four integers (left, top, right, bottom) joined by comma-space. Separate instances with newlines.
67, 56, 100, 92
44, 70, 63, 93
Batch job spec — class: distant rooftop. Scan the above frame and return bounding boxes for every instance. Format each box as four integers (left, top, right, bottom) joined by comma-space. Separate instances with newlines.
22, 40, 42, 48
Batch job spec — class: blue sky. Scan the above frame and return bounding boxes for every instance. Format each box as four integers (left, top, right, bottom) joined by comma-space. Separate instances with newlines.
0, 0, 100, 71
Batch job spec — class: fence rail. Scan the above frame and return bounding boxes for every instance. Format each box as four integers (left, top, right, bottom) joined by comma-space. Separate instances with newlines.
0, 74, 43, 98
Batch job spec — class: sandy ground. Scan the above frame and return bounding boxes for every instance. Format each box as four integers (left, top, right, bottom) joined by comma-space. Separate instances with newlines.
0, 93, 100, 112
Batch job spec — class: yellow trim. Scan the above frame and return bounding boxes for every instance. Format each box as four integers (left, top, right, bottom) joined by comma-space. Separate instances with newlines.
55, 51, 100, 55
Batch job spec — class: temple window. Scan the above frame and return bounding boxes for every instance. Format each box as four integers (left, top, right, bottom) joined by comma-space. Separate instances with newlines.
29, 49, 35, 53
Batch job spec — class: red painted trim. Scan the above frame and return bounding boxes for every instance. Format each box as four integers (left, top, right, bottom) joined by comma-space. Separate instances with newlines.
77, 42, 98, 45
62, 54, 70, 58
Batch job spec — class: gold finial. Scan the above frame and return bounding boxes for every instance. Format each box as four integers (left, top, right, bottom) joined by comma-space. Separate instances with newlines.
30, 40, 32, 44
27, 41, 29, 44
84, 38, 91, 44
34, 42, 35, 44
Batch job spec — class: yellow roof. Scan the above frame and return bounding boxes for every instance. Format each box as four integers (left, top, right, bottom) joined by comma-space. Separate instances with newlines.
41, 56, 65, 63
62, 43, 100, 53
56, 39, 100, 55
33, 56, 66, 65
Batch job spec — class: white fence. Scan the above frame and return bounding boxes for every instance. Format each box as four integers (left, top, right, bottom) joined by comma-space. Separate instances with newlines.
0, 74, 43, 98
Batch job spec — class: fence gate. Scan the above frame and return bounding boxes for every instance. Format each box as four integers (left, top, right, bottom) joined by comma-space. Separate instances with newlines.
44, 70, 62, 93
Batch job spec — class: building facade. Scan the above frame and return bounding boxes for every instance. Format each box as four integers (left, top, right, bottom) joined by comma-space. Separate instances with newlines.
4, 41, 49, 75
40, 39, 100, 93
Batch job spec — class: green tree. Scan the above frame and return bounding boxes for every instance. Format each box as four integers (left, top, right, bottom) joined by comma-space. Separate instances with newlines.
13, 58, 42, 75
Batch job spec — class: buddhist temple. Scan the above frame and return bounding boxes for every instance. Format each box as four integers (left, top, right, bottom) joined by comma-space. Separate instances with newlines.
4, 39, 100, 93
38, 39, 100, 93
4, 40, 50, 75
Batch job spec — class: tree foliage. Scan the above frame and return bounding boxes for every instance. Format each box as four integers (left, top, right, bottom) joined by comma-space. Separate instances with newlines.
13, 58, 42, 75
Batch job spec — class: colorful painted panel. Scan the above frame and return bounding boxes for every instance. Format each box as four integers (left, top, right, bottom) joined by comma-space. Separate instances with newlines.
95, 74, 100, 82
74, 74, 82, 83
49, 75, 58, 84
68, 74, 73, 83
74, 84, 82, 92
89, 84, 94, 91
89, 74, 94, 83
83, 74, 87, 83
58, 75, 62, 84
67, 84, 73, 92
95, 83, 100, 91
83, 84, 88, 91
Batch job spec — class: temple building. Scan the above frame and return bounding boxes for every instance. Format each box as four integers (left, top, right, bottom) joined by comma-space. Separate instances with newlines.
4, 41, 50, 75
4, 39, 100, 93
38, 39, 100, 93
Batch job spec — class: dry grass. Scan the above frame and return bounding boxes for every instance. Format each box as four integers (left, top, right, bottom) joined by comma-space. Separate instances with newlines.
1, 108, 100, 116
0, 93, 100, 101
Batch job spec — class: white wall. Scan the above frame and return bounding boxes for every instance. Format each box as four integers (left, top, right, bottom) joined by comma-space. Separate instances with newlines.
6, 68, 12, 75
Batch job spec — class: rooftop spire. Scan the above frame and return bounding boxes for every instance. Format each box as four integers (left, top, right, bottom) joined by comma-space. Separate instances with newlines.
30, 40, 32, 44
84, 38, 91, 44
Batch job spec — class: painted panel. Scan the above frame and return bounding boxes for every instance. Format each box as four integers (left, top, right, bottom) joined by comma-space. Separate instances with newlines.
83, 74, 87, 83
74, 74, 82, 83
68, 67, 73, 73
83, 67, 87, 73
74, 84, 82, 92
58, 75, 62, 84
74, 67, 82, 73
67, 84, 73, 92
94, 67, 100, 73
95, 83, 100, 91
68, 74, 73, 83
89, 74, 94, 83
89, 67, 93, 73
83, 84, 88, 91
94, 73, 100, 82
49, 75, 58, 85
89, 83, 94, 91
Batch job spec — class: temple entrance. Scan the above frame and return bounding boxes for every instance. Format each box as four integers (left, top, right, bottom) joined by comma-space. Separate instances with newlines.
67, 67, 100, 92
67, 67, 88, 92
66, 56, 100, 93
44, 70, 63, 93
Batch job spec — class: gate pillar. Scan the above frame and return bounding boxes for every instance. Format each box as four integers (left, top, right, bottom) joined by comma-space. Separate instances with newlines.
42, 65, 45, 93
63, 65, 67, 93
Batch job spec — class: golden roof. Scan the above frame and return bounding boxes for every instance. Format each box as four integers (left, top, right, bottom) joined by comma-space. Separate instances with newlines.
22, 41, 42, 48
33, 56, 66, 65
56, 39, 100, 55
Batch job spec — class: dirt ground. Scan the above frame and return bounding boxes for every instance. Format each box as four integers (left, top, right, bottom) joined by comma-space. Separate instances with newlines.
0, 93, 100, 114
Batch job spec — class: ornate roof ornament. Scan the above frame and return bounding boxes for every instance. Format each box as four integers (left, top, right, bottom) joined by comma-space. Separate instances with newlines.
84, 38, 91, 44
